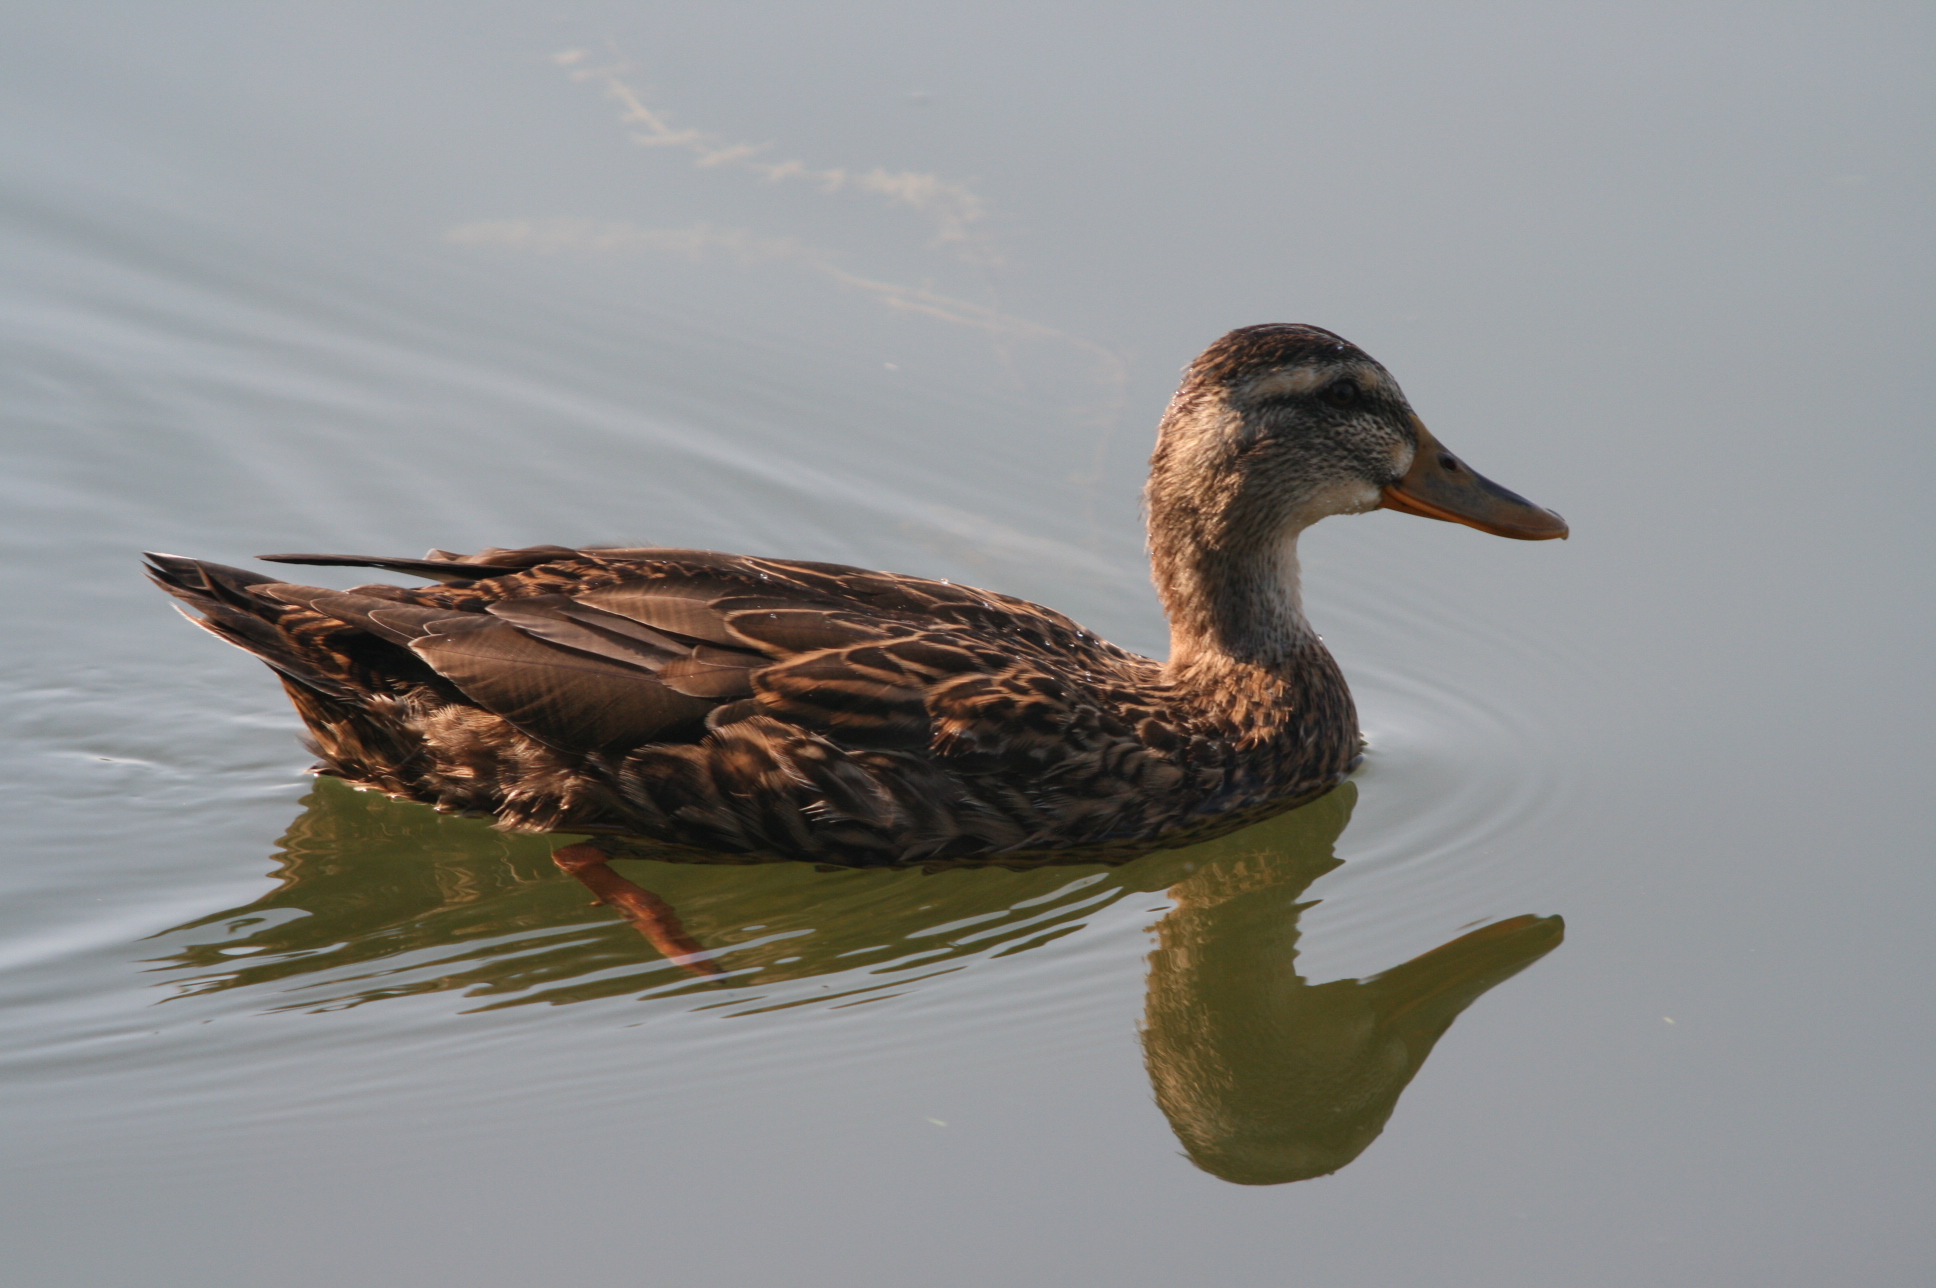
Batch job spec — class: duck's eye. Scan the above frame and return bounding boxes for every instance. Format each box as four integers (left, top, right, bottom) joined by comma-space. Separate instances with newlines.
1320, 380, 1363, 409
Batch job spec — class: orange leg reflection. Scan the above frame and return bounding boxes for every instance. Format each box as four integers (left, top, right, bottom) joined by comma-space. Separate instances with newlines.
552, 843, 725, 979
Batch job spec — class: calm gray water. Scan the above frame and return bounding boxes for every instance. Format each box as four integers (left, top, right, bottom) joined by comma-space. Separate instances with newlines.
2, 3, 1931, 1284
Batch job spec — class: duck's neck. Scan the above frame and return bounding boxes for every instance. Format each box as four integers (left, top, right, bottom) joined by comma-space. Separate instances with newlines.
1150, 515, 1322, 683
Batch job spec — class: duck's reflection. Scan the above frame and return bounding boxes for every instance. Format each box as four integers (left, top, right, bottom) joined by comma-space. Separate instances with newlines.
1142, 785, 1561, 1183
156, 778, 1559, 1181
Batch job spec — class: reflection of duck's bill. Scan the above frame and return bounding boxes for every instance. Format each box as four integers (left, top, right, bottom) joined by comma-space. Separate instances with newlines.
1375, 913, 1566, 1024
1382, 419, 1569, 541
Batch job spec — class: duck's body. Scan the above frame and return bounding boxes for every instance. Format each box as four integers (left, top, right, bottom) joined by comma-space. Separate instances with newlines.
148, 544, 1355, 864
148, 325, 1564, 867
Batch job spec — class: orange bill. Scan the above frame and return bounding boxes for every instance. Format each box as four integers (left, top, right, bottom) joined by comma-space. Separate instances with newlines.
1381, 419, 1568, 540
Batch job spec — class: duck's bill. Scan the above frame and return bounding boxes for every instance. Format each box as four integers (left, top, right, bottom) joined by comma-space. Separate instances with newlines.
1380, 420, 1569, 540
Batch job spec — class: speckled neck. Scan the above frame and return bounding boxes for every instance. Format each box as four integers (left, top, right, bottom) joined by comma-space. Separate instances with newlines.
1150, 521, 1319, 681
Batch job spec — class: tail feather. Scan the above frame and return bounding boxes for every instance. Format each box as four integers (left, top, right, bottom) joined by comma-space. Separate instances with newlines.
144, 552, 283, 605
144, 553, 355, 699
255, 550, 563, 583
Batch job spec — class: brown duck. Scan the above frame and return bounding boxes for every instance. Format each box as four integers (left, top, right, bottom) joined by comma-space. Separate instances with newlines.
147, 325, 1565, 903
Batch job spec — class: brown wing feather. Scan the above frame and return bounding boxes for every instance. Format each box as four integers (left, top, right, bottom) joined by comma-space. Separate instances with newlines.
485, 597, 685, 666
719, 602, 891, 653
575, 582, 752, 648
404, 614, 713, 752
261, 581, 720, 752
656, 654, 758, 699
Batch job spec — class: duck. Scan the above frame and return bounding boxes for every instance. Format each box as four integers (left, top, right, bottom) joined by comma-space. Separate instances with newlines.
146, 324, 1566, 894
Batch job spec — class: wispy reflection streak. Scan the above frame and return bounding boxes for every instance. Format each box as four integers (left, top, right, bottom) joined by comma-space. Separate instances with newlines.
443, 216, 1125, 395
553, 47, 993, 264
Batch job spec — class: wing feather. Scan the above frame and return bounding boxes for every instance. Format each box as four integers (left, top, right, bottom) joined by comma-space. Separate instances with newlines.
576, 583, 750, 648
406, 615, 712, 752
485, 597, 684, 666
262, 583, 715, 752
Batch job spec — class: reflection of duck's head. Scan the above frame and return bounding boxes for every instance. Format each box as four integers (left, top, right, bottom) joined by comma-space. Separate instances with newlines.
1140, 790, 1562, 1185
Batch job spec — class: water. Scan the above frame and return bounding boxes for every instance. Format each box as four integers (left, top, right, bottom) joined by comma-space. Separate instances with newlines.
2, 3, 1931, 1284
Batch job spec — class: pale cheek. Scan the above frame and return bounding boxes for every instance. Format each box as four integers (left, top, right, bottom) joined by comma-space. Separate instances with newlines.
1337, 480, 1385, 515
1292, 479, 1384, 525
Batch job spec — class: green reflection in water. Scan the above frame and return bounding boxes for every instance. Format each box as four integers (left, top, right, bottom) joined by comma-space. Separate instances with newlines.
1143, 786, 1563, 1183
152, 777, 1559, 1181
154, 776, 1199, 1013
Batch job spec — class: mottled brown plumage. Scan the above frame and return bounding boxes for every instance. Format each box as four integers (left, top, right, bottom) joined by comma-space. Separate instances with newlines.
146, 325, 1565, 866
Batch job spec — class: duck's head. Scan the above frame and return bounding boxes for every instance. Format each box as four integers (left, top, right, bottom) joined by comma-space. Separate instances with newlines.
1148, 324, 1566, 664
1150, 323, 1567, 545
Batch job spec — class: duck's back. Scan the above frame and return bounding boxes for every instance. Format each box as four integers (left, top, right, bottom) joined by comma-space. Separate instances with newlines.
149, 545, 1346, 864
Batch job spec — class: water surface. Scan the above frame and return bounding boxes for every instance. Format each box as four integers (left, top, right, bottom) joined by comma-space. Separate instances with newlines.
2, 3, 1931, 1285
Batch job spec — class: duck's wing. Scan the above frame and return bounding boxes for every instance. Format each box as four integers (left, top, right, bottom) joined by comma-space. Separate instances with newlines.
253, 584, 737, 754
150, 550, 751, 754
573, 550, 1151, 761
170, 547, 1136, 763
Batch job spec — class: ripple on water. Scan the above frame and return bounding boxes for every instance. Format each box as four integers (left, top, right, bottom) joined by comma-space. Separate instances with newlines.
1291, 627, 1587, 980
